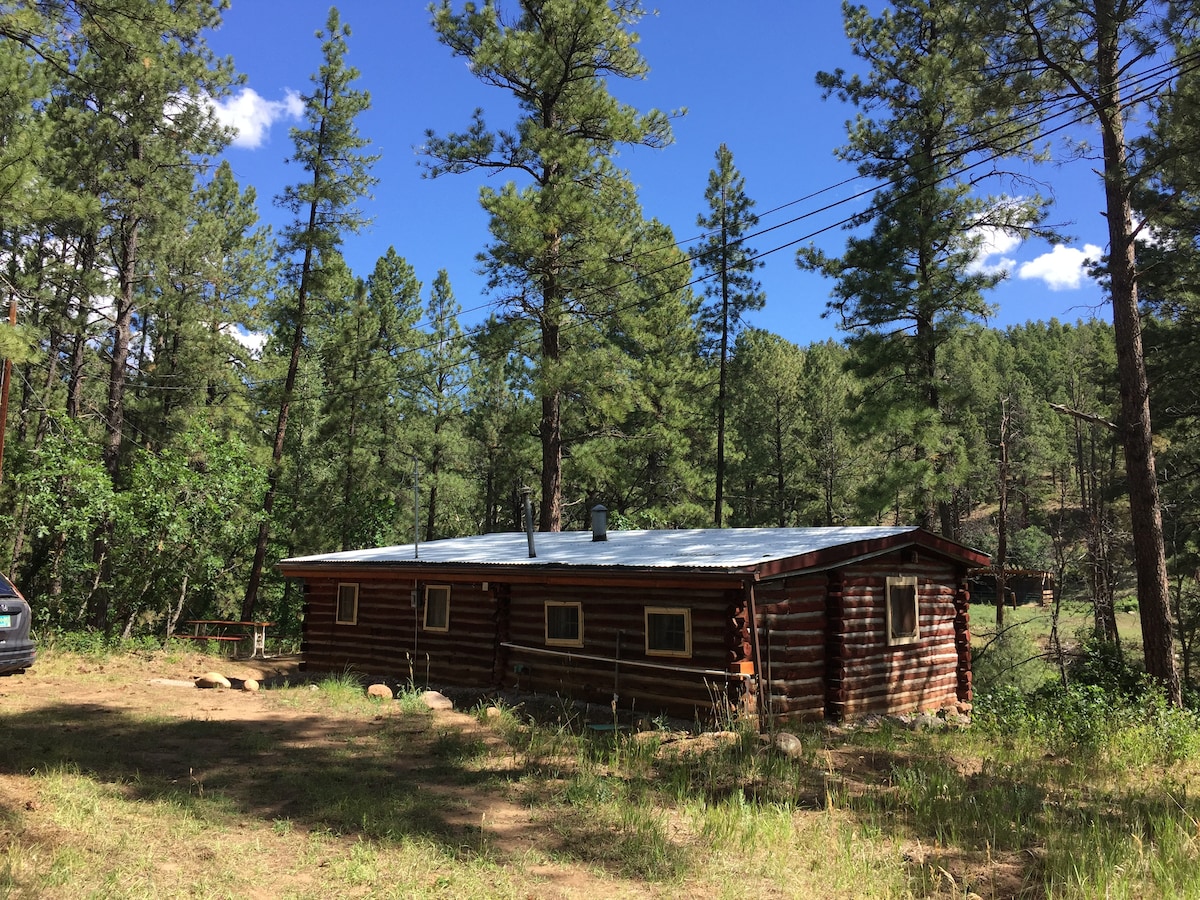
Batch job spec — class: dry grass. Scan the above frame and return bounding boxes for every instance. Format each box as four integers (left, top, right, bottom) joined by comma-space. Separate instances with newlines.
1, 647, 1198, 899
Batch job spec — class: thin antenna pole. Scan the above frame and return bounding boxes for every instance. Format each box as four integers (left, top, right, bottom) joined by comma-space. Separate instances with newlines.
0, 294, 16, 484
413, 455, 420, 559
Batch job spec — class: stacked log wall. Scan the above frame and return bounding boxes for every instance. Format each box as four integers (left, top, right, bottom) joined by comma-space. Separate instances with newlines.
300, 576, 498, 687
757, 574, 828, 721
503, 582, 746, 722
835, 556, 964, 719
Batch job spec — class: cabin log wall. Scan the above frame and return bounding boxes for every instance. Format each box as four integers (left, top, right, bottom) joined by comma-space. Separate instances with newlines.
290, 538, 976, 724
301, 576, 498, 687
834, 556, 965, 719
502, 583, 747, 722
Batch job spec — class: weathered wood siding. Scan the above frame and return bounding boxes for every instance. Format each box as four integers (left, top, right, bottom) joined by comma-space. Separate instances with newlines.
757, 574, 828, 721
294, 547, 973, 723
829, 556, 966, 720
758, 554, 970, 723
301, 576, 499, 686
501, 582, 750, 722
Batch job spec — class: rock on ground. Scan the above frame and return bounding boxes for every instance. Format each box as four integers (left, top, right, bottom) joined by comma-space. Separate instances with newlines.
422, 690, 453, 710
195, 672, 231, 689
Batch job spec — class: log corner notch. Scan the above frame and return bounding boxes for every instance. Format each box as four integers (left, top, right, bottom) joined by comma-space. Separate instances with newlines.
824, 570, 847, 723
727, 588, 757, 719
953, 575, 972, 708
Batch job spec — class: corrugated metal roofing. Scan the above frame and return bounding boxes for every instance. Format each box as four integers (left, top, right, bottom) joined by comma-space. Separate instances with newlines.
281, 525, 925, 570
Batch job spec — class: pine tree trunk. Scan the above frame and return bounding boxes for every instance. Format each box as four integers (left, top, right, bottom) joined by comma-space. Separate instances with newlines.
1095, 28, 1180, 703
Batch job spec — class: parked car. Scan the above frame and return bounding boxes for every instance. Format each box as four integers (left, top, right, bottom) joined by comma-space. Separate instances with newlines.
0, 572, 36, 675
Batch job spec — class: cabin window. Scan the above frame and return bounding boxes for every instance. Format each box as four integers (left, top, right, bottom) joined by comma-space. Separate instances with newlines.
544, 601, 584, 647
336, 583, 359, 625
645, 607, 691, 658
886, 576, 920, 645
423, 585, 450, 632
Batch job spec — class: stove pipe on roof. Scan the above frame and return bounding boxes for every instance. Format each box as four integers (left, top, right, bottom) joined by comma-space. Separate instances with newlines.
522, 488, 536, 558
591, 504, 608, 542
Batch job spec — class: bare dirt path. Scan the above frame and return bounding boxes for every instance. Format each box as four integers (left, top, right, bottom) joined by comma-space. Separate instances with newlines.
0, 651, 652, 898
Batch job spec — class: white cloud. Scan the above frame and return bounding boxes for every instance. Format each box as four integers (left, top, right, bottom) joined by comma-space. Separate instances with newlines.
1017, 243, 1103, 291
210, 88, 304, 149
967, 225, 1022, 277
224, 325, 267, 358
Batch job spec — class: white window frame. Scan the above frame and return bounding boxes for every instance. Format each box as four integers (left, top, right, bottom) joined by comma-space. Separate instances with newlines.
335, 583, 359, 625
645, 606, 692, 658
886, 576, 920, 646
423, 584, 450, 632
544, 601, 584, 647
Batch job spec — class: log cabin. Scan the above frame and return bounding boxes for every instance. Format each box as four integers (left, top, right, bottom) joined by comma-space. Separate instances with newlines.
277, 521, 988, 724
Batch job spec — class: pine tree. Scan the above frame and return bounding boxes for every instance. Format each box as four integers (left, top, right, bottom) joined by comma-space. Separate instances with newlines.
416, 270, 470, 540
975, 0, 1183, 701
727, 329, 805, 527
798, 0, 1046, 536
693, 144, 764, 526
424, 0, 676, 530
243, 7, 377, 619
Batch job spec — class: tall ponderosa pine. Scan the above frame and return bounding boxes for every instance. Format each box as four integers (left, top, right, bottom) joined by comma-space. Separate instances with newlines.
693, 144, 764, 526
1133, 33, 1200, 687
424, 0, 676, 531
243, 7, 377, 619
798, 0, 1045, 536
975, 0, 1183, 702
416, 270, 470, 541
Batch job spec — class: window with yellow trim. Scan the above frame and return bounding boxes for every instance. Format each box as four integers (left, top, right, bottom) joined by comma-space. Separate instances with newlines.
336, 583, 359, 625
423, 585, 450, 632
886, 576, 919, 645
645, 607, 691, 658
545, 601, 583, 647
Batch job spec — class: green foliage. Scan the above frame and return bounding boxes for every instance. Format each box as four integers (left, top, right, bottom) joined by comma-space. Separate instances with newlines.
974, 679, 1200, 765
425, 0, 679, 529
971, 621, 1054, 697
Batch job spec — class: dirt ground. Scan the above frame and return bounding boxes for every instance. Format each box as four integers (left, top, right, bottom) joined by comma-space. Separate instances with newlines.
0, 651, 650, 898
0, 652, 1033, 899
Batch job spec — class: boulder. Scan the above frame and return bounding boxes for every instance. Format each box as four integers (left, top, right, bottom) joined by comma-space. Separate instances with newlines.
367, 683, 394, 700
242, 678, 260, 693
422, 690, 453, 710
195, 672, 231, 689
772, 731, 804, 758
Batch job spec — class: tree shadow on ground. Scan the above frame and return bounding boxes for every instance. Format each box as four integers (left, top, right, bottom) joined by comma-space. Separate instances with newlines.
0, 699, 514, 854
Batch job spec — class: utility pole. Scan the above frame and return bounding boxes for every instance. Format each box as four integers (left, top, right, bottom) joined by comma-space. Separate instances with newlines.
0, 295, 16, 484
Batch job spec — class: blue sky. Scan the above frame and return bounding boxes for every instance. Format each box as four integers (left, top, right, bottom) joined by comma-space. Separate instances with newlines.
204, 1, 1113, 347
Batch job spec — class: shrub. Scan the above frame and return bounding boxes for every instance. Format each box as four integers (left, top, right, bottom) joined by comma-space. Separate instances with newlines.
971, 620, 1054, 696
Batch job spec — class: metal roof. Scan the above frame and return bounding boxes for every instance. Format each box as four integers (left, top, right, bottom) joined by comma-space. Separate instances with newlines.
280, 525, 946, 571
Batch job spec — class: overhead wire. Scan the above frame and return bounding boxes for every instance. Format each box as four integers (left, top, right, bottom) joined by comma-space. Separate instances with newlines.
226, 42, 1200, 410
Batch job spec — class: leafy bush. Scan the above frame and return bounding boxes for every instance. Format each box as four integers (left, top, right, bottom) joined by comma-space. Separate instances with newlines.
40, 629, 162, 657
1066, 627, 1145, 695
974, 678, 1200, 764
971, 620, 1054, 696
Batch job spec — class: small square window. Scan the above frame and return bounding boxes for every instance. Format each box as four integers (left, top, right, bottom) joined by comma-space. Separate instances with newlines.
886, 576, 919, 645
424, 585, 450, 632
645, 607, 691, 658
545, 601, 583, 647
336, 583, 358, 625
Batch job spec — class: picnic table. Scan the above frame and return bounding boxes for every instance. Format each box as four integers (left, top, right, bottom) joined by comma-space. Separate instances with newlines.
181, 620, 274, 658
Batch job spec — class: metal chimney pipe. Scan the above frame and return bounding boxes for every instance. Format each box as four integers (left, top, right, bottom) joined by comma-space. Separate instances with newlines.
591, 504, 608, 542
522, 488, 537, 558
